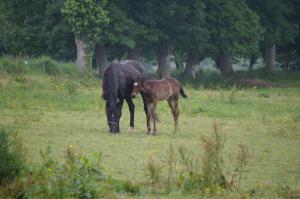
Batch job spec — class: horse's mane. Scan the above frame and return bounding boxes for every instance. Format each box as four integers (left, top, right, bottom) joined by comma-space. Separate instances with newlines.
102, 63, 119, 100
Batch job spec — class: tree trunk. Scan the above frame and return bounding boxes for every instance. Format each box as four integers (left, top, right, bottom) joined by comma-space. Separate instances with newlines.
94, 43, 107, 77
127, 45, 142, 60
249, 54, 257, 71
184, 52, 199, 80
75, 36, 88, 73
157, 45, 171, 78
216, 52, 233, 75
265, 44, 276, 72
174, 53, 184, 71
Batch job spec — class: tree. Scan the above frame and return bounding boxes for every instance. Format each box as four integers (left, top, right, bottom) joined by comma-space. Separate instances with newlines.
0, 0, 49, 56
0, 0, 76, 60
246, 0, 298, 72
205, 0, 263, 75
62, 0, 109, 73
170, 0, 209, 80
123, 0, 177, 77
93, 0, 141, 76
43, 0, 76, 61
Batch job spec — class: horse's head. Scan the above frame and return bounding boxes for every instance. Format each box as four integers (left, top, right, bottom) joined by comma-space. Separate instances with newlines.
104, 96, 122, 133
132, 81, 143, 98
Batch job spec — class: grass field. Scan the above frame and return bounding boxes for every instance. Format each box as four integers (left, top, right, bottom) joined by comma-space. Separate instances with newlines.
0, 58, 300, 198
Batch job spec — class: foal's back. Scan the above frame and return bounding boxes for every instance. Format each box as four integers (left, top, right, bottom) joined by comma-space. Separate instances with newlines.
144, 77, 180, 101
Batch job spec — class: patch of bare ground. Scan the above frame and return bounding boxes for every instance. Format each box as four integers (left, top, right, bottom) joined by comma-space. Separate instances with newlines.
233, 78, 283, 88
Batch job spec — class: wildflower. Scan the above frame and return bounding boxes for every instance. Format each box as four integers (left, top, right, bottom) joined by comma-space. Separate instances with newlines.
205, 187, 210, 194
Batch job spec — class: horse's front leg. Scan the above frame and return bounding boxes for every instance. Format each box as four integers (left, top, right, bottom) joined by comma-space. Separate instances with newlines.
126, 97, 135, 133
117, 98, 124, 132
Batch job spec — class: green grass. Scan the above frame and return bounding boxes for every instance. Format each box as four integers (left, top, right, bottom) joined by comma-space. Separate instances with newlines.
1, 57, 300, 197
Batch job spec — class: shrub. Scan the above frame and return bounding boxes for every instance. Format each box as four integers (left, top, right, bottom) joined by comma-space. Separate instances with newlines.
0, 56, 28, 74
32, 56, 60, 75
36, 146, 108, 198
64, 80, 78, 96
177, 122, 227, 195
0, 128, 27, 183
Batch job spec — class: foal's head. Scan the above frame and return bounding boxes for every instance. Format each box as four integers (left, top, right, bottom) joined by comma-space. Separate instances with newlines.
132, 81, 143, 97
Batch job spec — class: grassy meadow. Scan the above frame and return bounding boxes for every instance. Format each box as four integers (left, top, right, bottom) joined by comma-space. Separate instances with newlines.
0, 56, 300, 198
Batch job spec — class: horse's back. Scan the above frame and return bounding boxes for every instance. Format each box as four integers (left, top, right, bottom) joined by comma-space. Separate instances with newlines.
103, 60, 146, 99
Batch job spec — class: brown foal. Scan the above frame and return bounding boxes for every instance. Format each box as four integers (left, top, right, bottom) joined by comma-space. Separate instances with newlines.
132, 77, 187, 135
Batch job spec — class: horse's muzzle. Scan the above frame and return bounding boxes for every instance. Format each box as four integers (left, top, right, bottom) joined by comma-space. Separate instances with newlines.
108, 122, 120, 133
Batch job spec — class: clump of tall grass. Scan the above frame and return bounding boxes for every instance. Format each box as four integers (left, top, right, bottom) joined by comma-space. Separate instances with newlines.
200, 122, 227, 193
0, 56, 80, 77
147, 153, 162, 193
0, 56, 29, 74
0, 127, 27, 183
219, 84, 238, 104
0, 144, 142, 198
177, 122, 227, 194
146, 122, 253, 196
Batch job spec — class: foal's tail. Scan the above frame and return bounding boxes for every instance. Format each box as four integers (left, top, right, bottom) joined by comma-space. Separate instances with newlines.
180, 86, 188, 98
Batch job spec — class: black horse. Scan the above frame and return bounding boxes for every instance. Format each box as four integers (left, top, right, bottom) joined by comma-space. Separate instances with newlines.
102, 60, 147, 133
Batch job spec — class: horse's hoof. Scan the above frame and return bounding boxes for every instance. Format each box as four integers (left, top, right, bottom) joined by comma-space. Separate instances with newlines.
127, 127, 134, 133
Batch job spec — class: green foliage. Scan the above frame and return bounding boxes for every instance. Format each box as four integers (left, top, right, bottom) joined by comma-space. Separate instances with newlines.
200, 122, 227, 193
147, 154, 162, 192
0, 56, 29, 74
0, 128, 26, 183
0, 56, 82, 77
32, 56, 60, 75
205, 0, 264, 57
0, 145, 142, 198
33, 146, 109, 198
247, 0, 298, 46
0, 58, 300, 197
62, 0, 109, 41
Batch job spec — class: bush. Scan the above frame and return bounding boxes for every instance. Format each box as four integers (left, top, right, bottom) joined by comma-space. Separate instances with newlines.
32, 56, 60, 75
0, 56, 29, 74
0, 128, 26, 183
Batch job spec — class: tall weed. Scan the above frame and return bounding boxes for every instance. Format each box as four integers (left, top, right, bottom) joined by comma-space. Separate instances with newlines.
0, 127, 27, 183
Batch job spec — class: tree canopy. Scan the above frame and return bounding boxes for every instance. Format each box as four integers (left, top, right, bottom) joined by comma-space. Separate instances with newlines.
0, 0, 299, 76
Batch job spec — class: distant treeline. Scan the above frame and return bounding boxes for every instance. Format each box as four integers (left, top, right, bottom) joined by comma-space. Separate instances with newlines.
0, 0, 299, 78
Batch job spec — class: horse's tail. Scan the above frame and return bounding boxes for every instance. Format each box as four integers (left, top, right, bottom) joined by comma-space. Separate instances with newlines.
180, 86, 187, 98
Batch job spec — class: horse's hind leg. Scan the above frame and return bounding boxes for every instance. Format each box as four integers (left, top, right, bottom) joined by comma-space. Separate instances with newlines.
167, 97, 179, 132
152, 102, 158, 135
126, 97, 135, 132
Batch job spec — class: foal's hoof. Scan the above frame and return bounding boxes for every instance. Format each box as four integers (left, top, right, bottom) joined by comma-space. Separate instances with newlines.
127, 127, 134, 133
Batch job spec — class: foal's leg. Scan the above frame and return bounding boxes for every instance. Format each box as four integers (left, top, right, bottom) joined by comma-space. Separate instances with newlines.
146, 103, 153, 134
152, 102, 158, 135
125, 97, 135, 132
167, 97, 180, 132
141, 94, 149, 132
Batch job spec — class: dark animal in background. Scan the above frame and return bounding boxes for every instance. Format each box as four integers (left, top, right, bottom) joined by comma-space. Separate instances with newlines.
102, 60, 148, 133
132, 77, 187, 135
